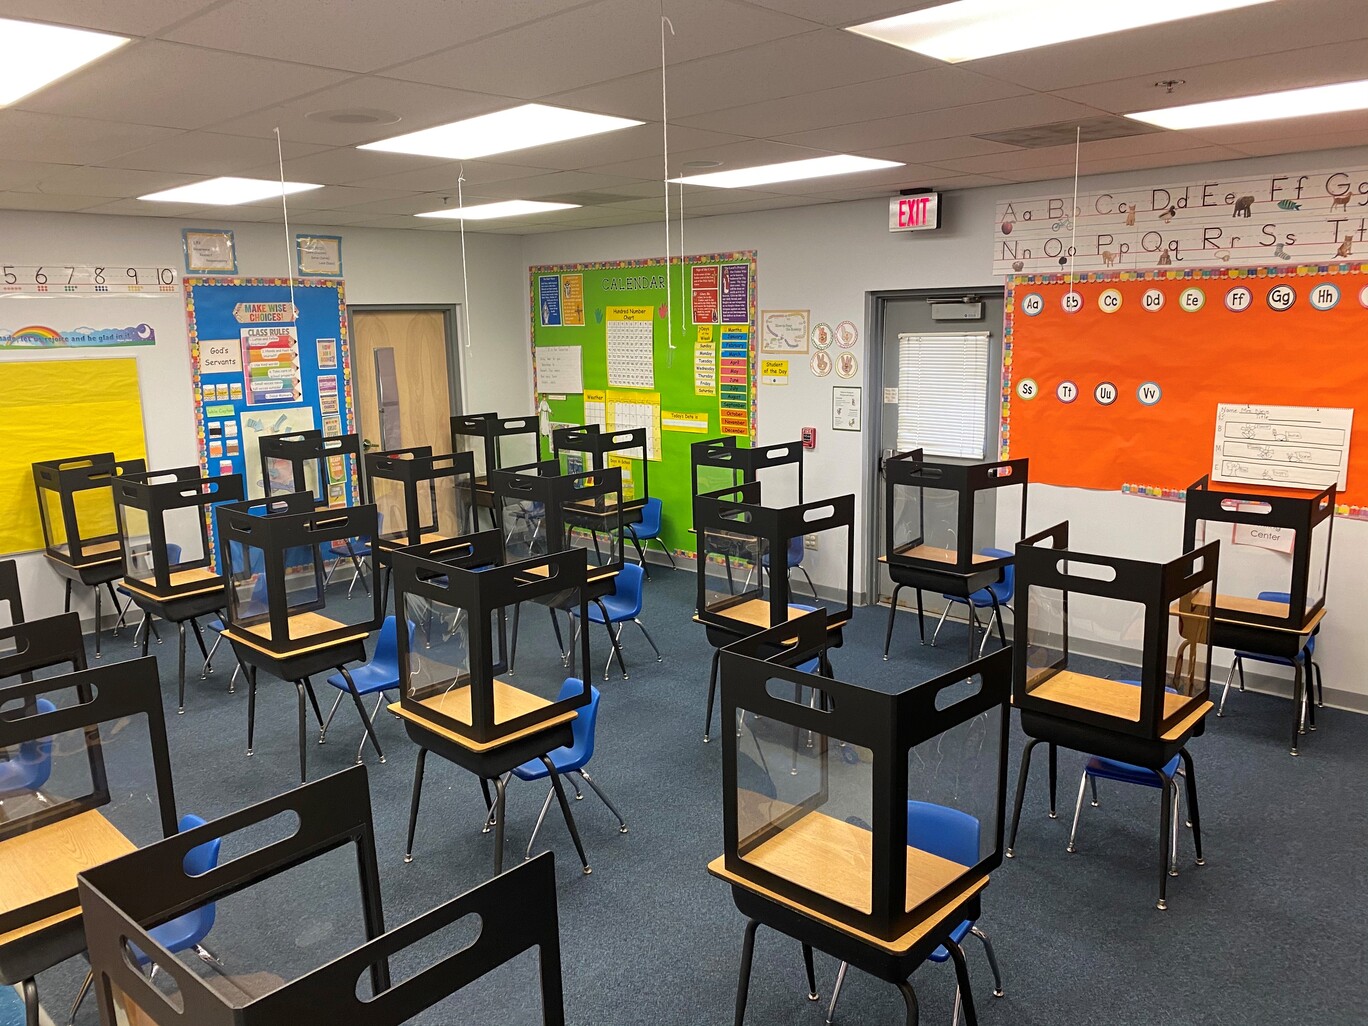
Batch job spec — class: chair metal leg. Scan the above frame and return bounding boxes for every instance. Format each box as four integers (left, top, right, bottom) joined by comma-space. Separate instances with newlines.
930, 603, 951, 647
68, 967, 94, 1024
356, 694, 386, 765
319, 690, 346, 743
598, 600, 627, 679
194, 944, 223, 966
971, 927, 1005, 998
404, 748, 427, 863
543, 756, 591, 874
1089, 775, 1099, 807
1066, 770, 1089, 853
525, 787, 556, 860
651, 537, 677, 569
825, 961, 848, 1024
1217, 661, 1237, 717
576, 769, 628, 832
201, 631, 224, 678
634, 619, 662, 661
339, 666, 384, 763
796, 564, 818, 603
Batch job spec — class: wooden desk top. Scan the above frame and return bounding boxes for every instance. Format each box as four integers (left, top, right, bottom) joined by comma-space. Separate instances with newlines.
1028, 670, 1212, 741
390, 678, 577, 754
47, 544, 121, 568
0, 810, 134, 948
880, 545, 994, 566
520, 563, 619, 584
707, 804, 987, 954
122, 567, 222, 600
225, 611, 369, 655
697, 598, 848, 632
1188, 594, 1326, 635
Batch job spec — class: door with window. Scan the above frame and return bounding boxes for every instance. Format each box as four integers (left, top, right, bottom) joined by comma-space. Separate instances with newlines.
873, 290, 1005, 609
349, 307, 461, 528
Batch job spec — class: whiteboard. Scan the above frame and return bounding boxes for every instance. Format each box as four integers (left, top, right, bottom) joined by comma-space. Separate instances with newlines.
535, 345, 583, 394
1212, 404, 1353, 491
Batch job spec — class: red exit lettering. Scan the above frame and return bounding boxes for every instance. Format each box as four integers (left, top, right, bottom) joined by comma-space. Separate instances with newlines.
898, 197, 929, 227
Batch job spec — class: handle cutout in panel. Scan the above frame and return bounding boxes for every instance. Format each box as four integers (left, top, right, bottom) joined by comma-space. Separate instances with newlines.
212, 809, 302, 872
764, 677, 832, 713
1056, 558, 1117, 582
803, 505, 835, 523
355, 912, 483, 1001
934, 676, 982, 712
1222, 498, 1271, 515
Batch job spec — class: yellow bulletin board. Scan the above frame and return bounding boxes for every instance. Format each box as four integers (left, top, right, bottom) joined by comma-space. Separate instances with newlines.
0, 359, 147, 554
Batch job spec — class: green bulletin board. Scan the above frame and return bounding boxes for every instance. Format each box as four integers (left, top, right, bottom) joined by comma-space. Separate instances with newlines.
529, 251, 757, 555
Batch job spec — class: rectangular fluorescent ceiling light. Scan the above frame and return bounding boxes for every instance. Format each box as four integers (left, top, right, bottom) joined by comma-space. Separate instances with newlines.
139, 177, 322, 205
0, 17, 129, 106
416, 200, 580, 221
671, 155, 902, 189
1128, 78, 1368, 129
360, 104, 642, 159
847, 0, 1277, 63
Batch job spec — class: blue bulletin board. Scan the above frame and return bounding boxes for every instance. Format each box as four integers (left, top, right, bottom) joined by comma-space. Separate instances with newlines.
184, 277, 357, 555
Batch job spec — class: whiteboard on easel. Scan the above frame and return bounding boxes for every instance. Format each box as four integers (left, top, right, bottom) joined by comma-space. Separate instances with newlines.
536, 345, 583, 394
1212, 403, 1353, 491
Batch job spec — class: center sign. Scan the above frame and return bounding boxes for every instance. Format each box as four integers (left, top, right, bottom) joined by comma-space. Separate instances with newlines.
889, 192, 940, 232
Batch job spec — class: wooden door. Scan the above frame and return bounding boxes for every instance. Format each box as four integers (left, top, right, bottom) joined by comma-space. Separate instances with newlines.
350, 309, 456, 533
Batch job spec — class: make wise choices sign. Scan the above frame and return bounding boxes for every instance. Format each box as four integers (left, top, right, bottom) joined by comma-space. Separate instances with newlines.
994, 162, 1368, 275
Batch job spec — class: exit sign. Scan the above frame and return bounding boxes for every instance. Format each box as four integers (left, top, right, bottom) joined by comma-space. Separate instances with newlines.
889, 193, 940, 232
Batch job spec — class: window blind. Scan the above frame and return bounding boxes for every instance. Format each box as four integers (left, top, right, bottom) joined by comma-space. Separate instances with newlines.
895, 331, 991, 459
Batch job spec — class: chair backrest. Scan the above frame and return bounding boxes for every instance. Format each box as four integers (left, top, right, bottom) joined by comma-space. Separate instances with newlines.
786, 535, 804, 565
613, 562, 646, 618
1256, 591, 1315, 654
907, 800, 980, 867
4, 698, 59, 793
555, 678, 599, 768
983, 547, 1014, 601
370, 615, 412, 674
639, 496, 663, 534
177, 813, 222, 936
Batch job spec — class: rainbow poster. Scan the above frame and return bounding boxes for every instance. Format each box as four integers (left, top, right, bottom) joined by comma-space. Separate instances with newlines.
0, 322, 156, 349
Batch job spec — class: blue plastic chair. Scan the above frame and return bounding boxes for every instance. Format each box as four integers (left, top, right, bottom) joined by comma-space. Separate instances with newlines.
571, 562, 661, 680
623, 496, 676, 575
1223, 590, 1323, 717
510, 681, 627, 860
70, 814, 222, 1022
325, 512, 378, 598
320, 615, 413, 765
934, 548, 1014, 656
761, 535, 818, 603
1065, 680, 1201, 910
202, 546, 270, 688
0, 699, 56, 800
826, 802, 1003, 1025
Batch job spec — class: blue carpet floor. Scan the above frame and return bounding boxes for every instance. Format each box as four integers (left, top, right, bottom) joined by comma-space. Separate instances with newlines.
20, 565, 1368, 1025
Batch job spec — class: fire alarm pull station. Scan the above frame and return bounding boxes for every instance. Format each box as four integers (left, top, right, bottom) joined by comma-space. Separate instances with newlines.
801, 427, 817, 449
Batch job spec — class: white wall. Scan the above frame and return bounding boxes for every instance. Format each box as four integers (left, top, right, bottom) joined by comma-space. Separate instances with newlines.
517, 145, 1368, 707
0, 210, 528, 624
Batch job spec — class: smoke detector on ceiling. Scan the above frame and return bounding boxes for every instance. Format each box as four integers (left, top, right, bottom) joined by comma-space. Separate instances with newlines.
305, 108, 403, 126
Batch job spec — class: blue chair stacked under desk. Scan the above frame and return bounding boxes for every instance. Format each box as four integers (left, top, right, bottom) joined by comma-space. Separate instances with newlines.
826, 802, 1004, 1026
933, 547, 1014, 656
320, 614, 413, 765
1222, 589, 1324, 718
623, 496, 676, 577
0, 699, 56, 801
569, 562, 661, 681
510, 681, 628, 860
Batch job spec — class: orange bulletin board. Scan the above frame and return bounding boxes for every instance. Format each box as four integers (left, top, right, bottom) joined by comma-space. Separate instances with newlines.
1001, 266, 1368, 513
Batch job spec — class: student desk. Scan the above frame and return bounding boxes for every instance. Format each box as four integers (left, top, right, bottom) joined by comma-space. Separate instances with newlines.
223, 613, 371, 781
709, 821, 990, 1026
512, 563, 623, 677
44, 547, 126, 661
1179, 595, 1326, 755
0, 810, 135, 1026
390, 684, 590, 876
121, 571, 224, 714
877, 552, 1007, 664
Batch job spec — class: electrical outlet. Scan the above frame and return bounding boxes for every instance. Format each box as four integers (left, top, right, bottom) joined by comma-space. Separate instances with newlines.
803, 534, 819, 550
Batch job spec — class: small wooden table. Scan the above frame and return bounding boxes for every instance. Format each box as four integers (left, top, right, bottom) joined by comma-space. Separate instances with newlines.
709, 808, 991, 1025
224, 612, 371, 782
389, 681, 589, 876
0, 810, 135, 1021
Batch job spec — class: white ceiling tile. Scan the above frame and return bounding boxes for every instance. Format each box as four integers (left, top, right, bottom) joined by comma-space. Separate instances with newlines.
933, 131, 1206, 174
773, 94, 1107, 153
19, 165, 199, 198
99, 132, 331, 175
0, 111, 179, 164
267, 185, 420, 210
238, 147, 457, 187
551, 28, 939, 122
1052, 39, 1368, 115
677, 66, 1030, 137
17, 41, 351, 130
1226, 130, 1368, 156
588, 138, 835, 180
987, 146, 1248, 183
0, 1, 220, 35
501, 124, 747, 172
204, 77, 511, 146
0, 191, 111, 212
81, 198, 209, 217
864, 137, 1022, 165
384, 0, 815, 97
0, 160, 82, 191
163, 0, 594, 73
735, 1, 944, 28
347, 159, 554, 192
966, 0, 1368, 92
754, 162, 953, 195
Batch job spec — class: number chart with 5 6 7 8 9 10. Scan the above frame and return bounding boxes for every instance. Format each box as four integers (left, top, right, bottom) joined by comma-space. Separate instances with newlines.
1, 263, 177, 294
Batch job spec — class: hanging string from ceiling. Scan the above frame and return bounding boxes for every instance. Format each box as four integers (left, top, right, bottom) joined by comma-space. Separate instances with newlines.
457, 164, 472, 350
272, 127, 298, 326
660, 9, 676, 365
1068, 125, 1080, 297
